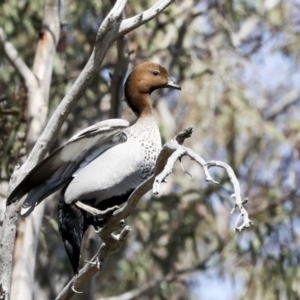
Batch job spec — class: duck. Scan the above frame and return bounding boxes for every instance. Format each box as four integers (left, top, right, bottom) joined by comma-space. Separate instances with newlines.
7, 62, 181, 274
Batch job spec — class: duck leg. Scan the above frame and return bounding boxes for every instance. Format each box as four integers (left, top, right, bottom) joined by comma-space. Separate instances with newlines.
75, 201, 119, 217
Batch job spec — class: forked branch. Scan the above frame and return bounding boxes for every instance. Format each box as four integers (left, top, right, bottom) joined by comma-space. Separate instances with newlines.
152, 129, 253, 232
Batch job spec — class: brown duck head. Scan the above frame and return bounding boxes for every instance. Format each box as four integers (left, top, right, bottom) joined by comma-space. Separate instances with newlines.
124, 62, 181, 116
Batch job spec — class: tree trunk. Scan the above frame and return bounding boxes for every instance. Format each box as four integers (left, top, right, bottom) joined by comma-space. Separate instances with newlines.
10, 1, 60, 300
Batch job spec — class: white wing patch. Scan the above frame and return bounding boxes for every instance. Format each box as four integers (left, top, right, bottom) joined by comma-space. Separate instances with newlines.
72, 142, 115, 177
72, 131, 128, 177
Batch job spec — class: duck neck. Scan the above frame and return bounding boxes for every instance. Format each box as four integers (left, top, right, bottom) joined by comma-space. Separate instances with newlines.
126, 92, 154, 118
133, 101, 158, 130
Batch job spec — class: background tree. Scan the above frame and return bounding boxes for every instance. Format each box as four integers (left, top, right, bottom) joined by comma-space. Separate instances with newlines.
1, 0, 300, 299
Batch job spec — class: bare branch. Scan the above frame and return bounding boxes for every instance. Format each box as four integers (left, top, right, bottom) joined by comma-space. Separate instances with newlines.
0, 28, 36, 88
96, 0, 128, 41
118, 0, 175, 36
205, 161, 253, 231
153, 148, 186, 193
110, 15, 130, 118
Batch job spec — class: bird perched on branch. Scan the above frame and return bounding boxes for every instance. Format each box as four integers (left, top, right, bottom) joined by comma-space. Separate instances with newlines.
7, 62, 181, 274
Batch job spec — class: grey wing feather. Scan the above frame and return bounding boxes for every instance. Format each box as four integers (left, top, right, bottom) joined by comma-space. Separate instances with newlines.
7, 119, 129, 215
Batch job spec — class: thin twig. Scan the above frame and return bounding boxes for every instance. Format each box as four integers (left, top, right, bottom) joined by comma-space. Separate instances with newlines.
179, 158, 193, 178
205, 160, 253, 231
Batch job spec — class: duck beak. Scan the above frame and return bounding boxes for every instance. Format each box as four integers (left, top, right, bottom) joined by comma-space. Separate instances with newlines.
166, 77, 181, 90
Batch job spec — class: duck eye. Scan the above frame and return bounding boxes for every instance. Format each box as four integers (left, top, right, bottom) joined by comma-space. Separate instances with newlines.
153, 70, 160, 76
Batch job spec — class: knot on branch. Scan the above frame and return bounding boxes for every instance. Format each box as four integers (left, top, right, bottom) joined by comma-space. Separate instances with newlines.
175, 127, 193, 145
134, 13, 143, 23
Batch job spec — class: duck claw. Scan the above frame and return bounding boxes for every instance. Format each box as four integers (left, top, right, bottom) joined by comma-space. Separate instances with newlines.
120, 219, 125, 227
84, 257, 102, 269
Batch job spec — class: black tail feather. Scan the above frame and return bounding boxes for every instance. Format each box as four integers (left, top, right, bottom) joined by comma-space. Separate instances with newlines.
58, 186, 106, 274
58, 187, 87, 274
58, 186, 134, 274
